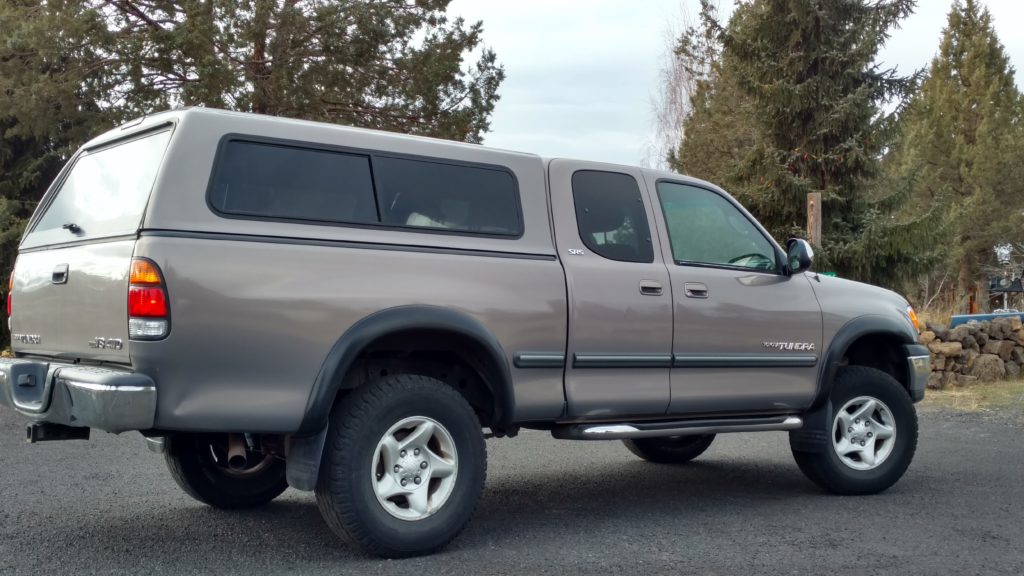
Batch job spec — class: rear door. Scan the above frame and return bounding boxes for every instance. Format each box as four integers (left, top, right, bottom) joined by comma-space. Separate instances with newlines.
548, 160, 673, 418
11, 128, 173, 363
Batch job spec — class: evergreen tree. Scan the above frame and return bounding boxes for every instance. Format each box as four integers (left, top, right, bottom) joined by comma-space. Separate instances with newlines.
893, 0, 1024, 310
670, 0, 940, 287
0, 0, 504, 344
668, 1, 759, 186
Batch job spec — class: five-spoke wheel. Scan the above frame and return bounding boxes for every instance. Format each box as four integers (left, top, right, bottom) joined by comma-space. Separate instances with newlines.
372, 416, 458, 521
832, 396, 897, 470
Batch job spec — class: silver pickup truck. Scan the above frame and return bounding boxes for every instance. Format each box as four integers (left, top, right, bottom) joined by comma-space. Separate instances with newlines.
0, 108, 929, 558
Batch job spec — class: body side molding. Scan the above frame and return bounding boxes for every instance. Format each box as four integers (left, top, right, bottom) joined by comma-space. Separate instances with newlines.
673, 354, 817, 368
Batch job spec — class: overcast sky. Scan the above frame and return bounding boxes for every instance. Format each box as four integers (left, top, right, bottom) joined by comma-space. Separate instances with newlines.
448, 0, 1024, 167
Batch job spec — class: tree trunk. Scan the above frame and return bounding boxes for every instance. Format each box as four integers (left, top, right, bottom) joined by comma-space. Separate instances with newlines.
957, 258, 972, 314
249, 0, 274, 115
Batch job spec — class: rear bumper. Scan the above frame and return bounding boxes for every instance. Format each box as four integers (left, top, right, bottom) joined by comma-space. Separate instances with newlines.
0, 357, 156, 433
904, 344, 930, 403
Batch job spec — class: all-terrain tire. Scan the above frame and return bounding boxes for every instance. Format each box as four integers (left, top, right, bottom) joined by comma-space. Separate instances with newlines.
623, 434, 716, 464
315, 374, 486, 558
165, 433, 289, 509
790, 366, 918, 495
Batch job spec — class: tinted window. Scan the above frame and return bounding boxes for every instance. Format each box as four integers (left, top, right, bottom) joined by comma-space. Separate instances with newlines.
571, 171, 654, 263
375, 156, 521, 236
657, 182, 777, 271
209, 141, 378, 224
26, 130, 172, 247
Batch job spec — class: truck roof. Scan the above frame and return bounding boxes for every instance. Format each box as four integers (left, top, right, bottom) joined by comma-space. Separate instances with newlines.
86, 107, 720, 192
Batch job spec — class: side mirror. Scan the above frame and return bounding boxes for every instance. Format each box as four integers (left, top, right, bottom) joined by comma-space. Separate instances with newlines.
786, 238, 814, 275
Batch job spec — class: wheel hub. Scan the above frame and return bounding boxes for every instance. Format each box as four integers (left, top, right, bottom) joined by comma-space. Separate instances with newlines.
832, 395, 897, 471
372, 416, 457, 521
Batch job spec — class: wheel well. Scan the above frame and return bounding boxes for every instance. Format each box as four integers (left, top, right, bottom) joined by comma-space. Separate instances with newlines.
841, 333, 909, 395
337, 328, 504, 432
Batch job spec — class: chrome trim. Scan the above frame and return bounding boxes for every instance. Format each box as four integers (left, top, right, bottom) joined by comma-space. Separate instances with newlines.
572, 353, 673, 369
513, 352, 566, 369
145, 436, 166, 454
0, 359, 157, 433
554, 416, 803, 440
907, 354, 930, 402
62, 379, 157, 433
673, 353, 817, 368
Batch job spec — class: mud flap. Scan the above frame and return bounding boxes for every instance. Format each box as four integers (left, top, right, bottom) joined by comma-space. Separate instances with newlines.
285, 428, 327, 491
789, 399, 832, 453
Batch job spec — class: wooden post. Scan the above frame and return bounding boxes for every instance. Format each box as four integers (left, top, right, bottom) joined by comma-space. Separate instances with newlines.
807, 192, 822, 246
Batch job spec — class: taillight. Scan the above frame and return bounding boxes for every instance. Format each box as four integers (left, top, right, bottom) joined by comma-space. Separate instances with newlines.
6, 273, 12, 318
128, 258, 169, 340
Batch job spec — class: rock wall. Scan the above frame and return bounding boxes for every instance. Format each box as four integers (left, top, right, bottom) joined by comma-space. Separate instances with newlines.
920, 316, 1024, 389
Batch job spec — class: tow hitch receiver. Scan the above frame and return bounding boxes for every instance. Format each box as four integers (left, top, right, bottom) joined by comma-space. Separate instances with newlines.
26, 423, 90, 443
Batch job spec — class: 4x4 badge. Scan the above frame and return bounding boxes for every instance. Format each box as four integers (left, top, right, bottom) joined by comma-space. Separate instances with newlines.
88, 337, 123, 350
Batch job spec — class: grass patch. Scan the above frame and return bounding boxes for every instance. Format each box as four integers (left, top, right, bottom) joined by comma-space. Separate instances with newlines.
921, 379, 1024, 412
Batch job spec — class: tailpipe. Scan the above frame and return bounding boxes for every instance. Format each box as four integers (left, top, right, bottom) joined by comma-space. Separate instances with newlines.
227, 434, 248, 470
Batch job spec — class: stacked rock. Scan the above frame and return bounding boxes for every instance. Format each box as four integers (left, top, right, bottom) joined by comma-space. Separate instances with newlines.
920, 316, 1024, 389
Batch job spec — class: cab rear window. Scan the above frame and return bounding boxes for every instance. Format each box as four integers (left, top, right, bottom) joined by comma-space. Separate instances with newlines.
24, 129, 172, 248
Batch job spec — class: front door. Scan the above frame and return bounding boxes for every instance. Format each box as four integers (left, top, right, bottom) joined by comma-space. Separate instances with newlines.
644, 177, 823, 415
549, 160, 673, 418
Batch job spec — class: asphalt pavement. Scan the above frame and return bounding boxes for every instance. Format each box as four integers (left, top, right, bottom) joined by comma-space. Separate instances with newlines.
1, 407, 1022, 575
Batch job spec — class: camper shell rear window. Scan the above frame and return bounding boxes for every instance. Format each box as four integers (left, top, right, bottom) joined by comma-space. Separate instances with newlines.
23, 129, 173, 249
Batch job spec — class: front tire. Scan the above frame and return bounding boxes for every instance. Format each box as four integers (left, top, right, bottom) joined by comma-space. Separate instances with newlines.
315, 374, 486, 558
623, 434, 716, 464
165, 433, 289, 509
791, 366, 918, 495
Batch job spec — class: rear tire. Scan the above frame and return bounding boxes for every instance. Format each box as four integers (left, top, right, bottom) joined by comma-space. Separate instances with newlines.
315, 374, 486, 558
623, 434, 715, 464
790, 366, 918, 495
165, 433, 288, 509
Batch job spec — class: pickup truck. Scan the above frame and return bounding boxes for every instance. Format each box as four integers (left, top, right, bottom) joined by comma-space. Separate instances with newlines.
0, 108, 929, 558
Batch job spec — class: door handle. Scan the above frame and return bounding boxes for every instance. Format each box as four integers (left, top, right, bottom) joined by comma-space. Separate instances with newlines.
639, 280, 663, 296
683, 282, 708, 298
52, 264, 69, 285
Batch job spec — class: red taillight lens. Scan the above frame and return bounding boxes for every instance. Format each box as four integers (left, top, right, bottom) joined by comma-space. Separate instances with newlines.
128, 258, 169, 340
128, 286, 168, 317
6, 273, 12, 317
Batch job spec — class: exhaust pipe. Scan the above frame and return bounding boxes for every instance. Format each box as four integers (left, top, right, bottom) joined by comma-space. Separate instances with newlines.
226, 434, 248, 470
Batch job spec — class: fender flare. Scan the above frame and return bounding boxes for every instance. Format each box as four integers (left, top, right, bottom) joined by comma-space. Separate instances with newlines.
295, 305, 515, 437
791, 314, 918, 454
811, 314, 919, 409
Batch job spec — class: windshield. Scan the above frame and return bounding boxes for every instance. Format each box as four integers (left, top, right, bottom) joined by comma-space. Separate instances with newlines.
23, 129, 172, 248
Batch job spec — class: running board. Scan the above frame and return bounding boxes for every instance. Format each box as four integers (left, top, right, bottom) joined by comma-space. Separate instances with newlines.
551, 415, 803, 440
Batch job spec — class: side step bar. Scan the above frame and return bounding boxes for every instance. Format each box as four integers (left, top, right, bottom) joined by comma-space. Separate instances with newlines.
551, 415, 803, 440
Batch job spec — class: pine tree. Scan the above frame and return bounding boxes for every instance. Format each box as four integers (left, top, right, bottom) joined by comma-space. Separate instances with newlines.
893, 0, 1024, 310
0, 0, 504, 345
668, 1, 759, 186
670, 0, 940, 287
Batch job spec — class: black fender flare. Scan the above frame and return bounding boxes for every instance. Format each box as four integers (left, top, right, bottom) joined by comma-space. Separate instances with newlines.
295, 305, 515, 437
811, 314, 919, 409
793, 314, 918, 453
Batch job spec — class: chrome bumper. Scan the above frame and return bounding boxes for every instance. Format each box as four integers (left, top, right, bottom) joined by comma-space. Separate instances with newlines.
0, 357, 156, 433
904, 344, 930, 403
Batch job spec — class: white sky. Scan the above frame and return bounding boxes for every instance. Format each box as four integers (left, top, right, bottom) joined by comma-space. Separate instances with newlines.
448, 0, 1024, 166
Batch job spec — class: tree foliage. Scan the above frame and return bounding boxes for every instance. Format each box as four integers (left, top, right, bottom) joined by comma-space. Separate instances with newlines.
890, 0, 1024, 308
0, 0, 504, 343
670, 0, 941, 288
